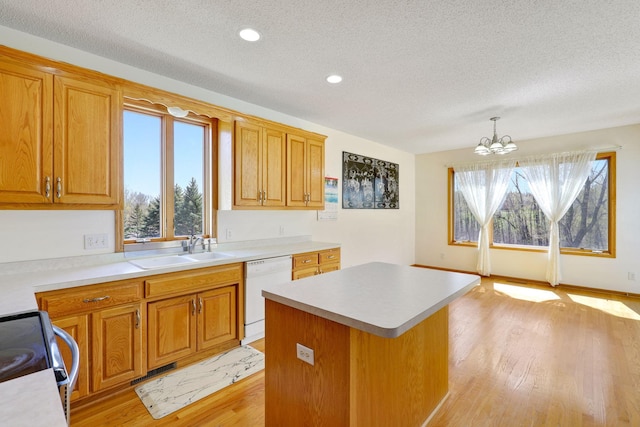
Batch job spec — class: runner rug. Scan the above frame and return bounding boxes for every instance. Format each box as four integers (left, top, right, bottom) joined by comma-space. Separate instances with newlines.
135, 345, 265, 419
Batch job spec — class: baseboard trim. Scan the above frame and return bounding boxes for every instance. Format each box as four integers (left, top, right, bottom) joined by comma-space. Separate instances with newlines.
411, 264, 640, 299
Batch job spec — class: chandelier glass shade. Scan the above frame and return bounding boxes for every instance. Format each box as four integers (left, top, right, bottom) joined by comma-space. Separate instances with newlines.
474, 117, 517, 155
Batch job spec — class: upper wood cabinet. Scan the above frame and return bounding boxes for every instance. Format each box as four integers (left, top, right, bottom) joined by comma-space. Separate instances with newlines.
0, 53, 121, 209
0, 60, 54, 204
234, 120, 286, 208
287, 133, 325, 208
53, 75, 121, 206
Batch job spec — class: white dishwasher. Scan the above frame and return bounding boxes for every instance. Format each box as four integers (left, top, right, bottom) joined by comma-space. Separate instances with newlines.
243, 255, 292, 345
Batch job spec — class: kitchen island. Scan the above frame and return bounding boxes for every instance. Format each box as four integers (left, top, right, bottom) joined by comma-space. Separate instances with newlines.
262, 262, 480, 426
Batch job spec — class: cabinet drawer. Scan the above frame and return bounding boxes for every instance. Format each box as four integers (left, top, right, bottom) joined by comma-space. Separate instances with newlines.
292, 252, 319, 269
145, 263, 243, 299
38, 279, 143, 318
319, 248, 340, 264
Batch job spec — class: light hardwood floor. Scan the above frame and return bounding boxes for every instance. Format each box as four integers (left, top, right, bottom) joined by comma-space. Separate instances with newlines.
71, 277, 640, 426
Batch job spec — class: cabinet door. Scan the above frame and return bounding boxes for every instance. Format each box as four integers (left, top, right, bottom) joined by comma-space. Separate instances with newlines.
92, 303, 144, 391
262, 127, 286, 207
52, 315, 90, 401
0, 61, 53, 204
287, 134, 325, 208
198, 286, 238, 350
286, 133, 308, 207
306, 137, 325, 208
53, 75, 120, 205
292, 266, 319, 280
234, 121, 262, 207
147, 295, 197, 369
319, 262, 341, 275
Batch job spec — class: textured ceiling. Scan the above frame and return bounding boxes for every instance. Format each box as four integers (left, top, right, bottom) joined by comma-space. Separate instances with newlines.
1, 0, 639, 154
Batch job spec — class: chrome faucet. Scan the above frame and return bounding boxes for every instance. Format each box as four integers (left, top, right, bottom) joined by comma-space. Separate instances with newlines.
188, 235, 204, 254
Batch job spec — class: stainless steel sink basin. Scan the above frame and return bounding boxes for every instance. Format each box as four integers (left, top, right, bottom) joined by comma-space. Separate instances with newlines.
183, 252, 234, 261
128, 255, 197, 270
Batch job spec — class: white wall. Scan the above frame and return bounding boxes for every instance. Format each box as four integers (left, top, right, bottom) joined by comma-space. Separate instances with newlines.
415, 124, 640, 294
0, 25, 415, 268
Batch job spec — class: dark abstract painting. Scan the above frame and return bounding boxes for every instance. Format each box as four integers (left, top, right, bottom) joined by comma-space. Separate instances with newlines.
342, 152, 399, 209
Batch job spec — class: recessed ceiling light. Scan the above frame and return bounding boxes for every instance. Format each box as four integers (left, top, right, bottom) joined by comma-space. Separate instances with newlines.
326, 74, 343, 84
239, 28, 261, 42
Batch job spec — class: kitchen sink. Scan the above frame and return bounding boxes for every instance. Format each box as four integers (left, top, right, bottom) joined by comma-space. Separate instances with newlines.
128, 255, 197, 270
128, 252, 234, 269
183, 252, 234, 261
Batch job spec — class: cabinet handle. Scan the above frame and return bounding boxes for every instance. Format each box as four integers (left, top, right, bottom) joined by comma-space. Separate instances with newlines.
319, 268, 323, 274
135, 309, 141, 329
198, 297, 203, 314
257, 191, 262, 203
56, 177, 62, 198
302, 259, 311, 263
192, 299, 196, 316
83, 296, 110, 303
45, 176, 51, 198
262, 190, 266, 203
327, 255, 335, 259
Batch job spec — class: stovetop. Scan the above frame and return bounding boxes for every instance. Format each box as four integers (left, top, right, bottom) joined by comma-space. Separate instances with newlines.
0, 311, 54, 383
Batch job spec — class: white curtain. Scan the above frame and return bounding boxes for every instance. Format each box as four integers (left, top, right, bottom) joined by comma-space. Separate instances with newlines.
518, 151, 597, 286
454, 160, 515, 276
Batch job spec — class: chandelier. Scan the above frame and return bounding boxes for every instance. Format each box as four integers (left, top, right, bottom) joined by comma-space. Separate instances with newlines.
474, 117, 517, 155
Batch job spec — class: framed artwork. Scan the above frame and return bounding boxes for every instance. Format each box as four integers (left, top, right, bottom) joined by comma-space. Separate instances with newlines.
342, 152, 399, 209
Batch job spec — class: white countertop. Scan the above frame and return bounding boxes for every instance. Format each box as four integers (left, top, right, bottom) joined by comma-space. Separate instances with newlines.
0, 237, 339, 426
262, 262, 480, 338
0, 238, 341, 315
0, 369, 67, 427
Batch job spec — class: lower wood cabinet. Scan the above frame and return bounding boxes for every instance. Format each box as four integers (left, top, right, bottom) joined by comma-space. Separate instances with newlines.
91, 303, 144, 391
36, 262, 243, 404
50, 314, 90, 401
145, 263, 243, 370
147, 285, 238, 369
36, 279, 145, 402
292, 248, 341, 280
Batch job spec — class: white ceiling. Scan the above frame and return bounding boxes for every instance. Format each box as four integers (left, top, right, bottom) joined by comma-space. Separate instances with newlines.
1, 0, 639, 154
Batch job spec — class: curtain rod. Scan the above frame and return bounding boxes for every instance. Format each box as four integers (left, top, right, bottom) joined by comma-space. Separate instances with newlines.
444, 145, 622, 168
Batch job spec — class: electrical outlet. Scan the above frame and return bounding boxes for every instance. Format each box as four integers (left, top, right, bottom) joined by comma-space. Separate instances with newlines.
296, 343, 314, 365
279, 225, 285, 236
628, 272, 636, 281
84, 233, 108, 249
225, 228, 233, 240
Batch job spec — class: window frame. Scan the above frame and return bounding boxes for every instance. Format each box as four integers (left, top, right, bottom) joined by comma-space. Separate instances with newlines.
448, 152, 616, 258
121, 99, 217, 246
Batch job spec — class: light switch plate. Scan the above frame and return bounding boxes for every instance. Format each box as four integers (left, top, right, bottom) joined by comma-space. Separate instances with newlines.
296, 343, 314, 365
